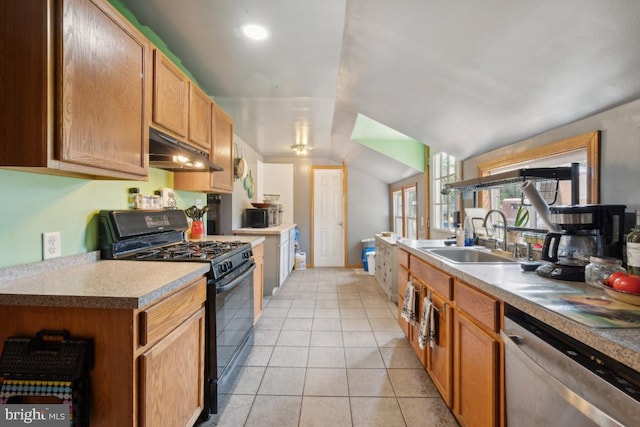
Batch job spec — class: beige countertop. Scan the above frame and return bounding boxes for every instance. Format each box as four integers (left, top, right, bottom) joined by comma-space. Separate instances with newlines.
397, 239, 640, 372
0, 236, 264, 310
233, 223, 296, 235
0, 253, 209, 309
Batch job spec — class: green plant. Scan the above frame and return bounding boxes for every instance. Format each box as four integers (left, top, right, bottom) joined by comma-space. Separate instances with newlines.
515, 204, 530, 227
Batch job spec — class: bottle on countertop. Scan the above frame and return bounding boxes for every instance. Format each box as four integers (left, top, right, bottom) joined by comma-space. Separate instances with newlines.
456, 224, 464, 246
627, 209, 640, 275
129, 187, 140, 209
463, 216, 474, 247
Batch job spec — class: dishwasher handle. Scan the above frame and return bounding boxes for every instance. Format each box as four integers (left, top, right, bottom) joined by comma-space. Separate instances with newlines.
501, 330, 626, 427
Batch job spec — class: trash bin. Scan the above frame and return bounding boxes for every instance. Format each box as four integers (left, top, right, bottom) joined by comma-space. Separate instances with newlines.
361, 238, 375, 271
295, 252, 306, 270
361, 238, 375, 249
366, 252, 376, 276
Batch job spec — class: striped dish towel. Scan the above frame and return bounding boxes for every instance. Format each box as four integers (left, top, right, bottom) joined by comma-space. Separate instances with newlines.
400, 281, 416, 324
419, 297, 432, 349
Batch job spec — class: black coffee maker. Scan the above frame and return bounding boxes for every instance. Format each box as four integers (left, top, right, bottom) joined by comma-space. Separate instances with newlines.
536, 204, 626, 281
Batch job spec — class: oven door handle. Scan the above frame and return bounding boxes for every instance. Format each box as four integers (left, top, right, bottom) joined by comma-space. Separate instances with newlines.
216, 261, 256, 294
501, 330, 626, 427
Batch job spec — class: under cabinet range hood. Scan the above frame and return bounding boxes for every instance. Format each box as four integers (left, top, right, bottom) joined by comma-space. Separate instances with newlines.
149, 127, 223, 172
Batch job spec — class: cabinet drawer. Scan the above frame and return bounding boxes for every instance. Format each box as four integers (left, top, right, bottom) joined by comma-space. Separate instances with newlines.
410, 256, 452, 300
139, 277, 207, 346
454, 280, 500, 332
398, 249, 409, 268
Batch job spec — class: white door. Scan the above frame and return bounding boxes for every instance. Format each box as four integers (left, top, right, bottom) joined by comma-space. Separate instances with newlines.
313, 168, 344, 267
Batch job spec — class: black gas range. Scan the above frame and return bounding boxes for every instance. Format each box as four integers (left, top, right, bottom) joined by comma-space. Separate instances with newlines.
98, 209, 252, 276
98, 209, 255, 420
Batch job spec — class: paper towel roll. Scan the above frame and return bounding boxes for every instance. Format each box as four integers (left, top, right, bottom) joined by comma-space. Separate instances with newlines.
521, 181, 560, 232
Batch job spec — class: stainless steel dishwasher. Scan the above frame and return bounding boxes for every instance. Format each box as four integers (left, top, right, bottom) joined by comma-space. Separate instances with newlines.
501, 305, 640, 427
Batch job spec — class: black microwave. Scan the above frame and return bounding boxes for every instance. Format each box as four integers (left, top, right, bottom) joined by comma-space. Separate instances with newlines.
244, 208, 269, 228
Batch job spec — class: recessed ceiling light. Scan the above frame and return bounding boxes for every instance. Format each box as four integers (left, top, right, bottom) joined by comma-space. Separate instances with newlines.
242, 23, 269, 41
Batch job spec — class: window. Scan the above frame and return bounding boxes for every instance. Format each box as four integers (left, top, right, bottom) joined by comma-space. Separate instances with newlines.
393, 189, 403, 235
487, 152, 587, 230
432, 152, 457, 232
392, 184, 418, 239
405, 186, 417, 239
477, 130, 600, 231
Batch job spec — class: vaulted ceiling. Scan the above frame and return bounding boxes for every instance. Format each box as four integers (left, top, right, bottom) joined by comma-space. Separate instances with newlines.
119, 0, 640, 183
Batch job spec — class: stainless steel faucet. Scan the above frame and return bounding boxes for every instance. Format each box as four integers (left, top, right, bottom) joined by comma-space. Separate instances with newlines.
482, 209, 508, 252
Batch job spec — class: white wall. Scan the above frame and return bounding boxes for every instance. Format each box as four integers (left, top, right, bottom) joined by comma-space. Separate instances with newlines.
347, 167, 389, 265
263, 163, 294, 224
463, 97, 640, 212
229, 136, 264, 231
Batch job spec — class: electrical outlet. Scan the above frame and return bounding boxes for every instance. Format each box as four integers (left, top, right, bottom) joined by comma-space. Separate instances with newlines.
195, 198, 204, 209
43, 231, 61, 260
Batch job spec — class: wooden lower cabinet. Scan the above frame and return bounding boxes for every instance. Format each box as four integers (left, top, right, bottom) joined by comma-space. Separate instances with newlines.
397, 265, 410, 337
396, 249, 502, 426
253, 243, 265, 323
427, 291, 453, 407
407, 280, 428, 367
453, 310, 499, 427
139, 308, 205, 427
0, 276, 207, 426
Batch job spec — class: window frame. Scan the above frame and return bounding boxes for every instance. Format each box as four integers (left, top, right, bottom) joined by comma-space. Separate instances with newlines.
431, 152, 458, 233
477, 131, 600, 209
392, 189, 403, 236
391, 183, 418, 238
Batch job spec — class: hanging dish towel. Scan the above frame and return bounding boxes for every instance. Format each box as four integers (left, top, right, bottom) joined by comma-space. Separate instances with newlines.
419, 297, 432, 349
401, 281, 416, 324
429, 299, 438, 348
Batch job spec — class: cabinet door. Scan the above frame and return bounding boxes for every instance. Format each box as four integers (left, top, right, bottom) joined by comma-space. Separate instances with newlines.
59, 0, 149, 176
279, 237, 288, 286
188, 83, 212, 152
253, 244, 264, 323
453, 311, 499, 427
153, 50, 188, 137
139, 308, 205, 427
408, 282, 427, 367
397, 267, 410, 337
427, 291, 453, 407
288, 230, 296, 270
211, 103, 234, 192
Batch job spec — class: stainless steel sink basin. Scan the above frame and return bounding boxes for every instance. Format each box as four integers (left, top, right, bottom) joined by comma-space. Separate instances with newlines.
425, 248, 517, 264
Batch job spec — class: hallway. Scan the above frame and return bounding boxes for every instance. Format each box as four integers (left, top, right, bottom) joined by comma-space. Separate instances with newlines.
206, 268, 458, 426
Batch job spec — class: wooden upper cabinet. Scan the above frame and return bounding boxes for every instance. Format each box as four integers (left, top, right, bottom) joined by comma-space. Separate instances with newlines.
0, 0, 150, 179
176, 101, 235, 193
188, 83, 212, 152
153, 50, 212, 153
211, 103, 234, 192
152, 50, 189, 138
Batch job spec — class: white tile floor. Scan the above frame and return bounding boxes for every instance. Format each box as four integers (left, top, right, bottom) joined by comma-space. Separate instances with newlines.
203, 267, 459, 427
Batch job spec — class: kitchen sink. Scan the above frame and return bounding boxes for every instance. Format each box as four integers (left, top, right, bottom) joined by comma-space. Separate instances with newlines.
423, 247, 517, 264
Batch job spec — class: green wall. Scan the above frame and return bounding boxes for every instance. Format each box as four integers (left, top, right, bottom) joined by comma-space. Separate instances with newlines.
0, 168, 205, 269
